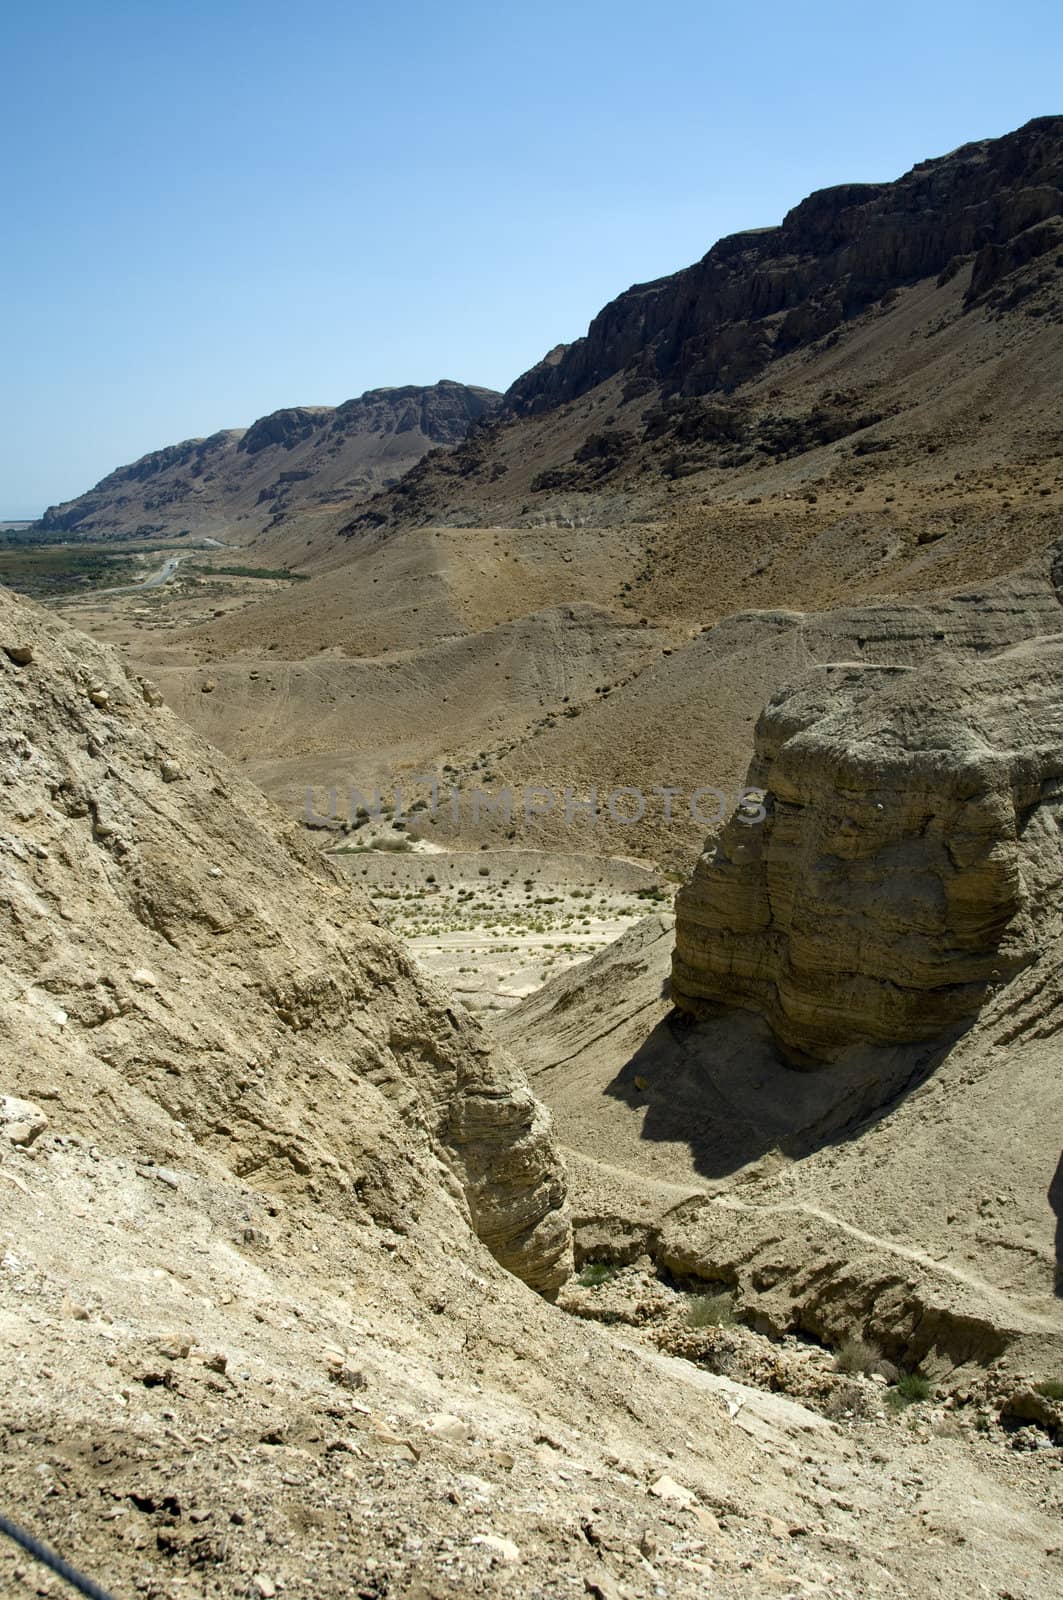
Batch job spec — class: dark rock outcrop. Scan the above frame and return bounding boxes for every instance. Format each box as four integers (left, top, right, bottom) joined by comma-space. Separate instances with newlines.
507, 117, 1063, 413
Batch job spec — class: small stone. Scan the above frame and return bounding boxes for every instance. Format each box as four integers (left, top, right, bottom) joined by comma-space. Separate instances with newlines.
3, 645, 33, 666
157, 1335, 192, 1360
472, 1534, 520, 1564
649, 1474, 696, 1507
327, 1358, 367, 1392
203, 1350, 228, 1375
251, 1577, 276, 1599
160, 759, 182, 783
139, 677, 164, 707
201, 680, 216, 694
423, 1412, 471, 1442
584, 1576, 623, 1600
0, 1095, 48, 1148
152, 1167, 181, 1190
131, 969, 158, 988
88, 686, 110, 708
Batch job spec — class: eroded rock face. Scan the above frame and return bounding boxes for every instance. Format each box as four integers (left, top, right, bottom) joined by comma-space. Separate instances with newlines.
507, 116, 1063, 412
0, 584, 570, 1293
673, 643, 1063, 1062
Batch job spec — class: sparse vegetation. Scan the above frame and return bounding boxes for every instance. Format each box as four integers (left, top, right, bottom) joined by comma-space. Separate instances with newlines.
834, 1336, 882, 1375
888, 1372, 934, 1411
1034, 1379, 1063, 1400
579, 1262, 618, 1289
189, 563, 310, 581
0, 544, 141, 598
686, 1291, 737, 1328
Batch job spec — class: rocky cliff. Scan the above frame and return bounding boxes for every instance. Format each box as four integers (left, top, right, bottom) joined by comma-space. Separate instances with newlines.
36, 380, 499, 546
0, 583, 570, 1291
507, 116, 1063, 413
672, 639, 1063, 1062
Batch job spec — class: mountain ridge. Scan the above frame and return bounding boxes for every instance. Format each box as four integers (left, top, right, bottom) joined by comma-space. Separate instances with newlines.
35, 379, 500, 545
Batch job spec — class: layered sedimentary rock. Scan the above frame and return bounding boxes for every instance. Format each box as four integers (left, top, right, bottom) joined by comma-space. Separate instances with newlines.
508, 116, 1063, 411
673, 641, 1063, 1062
0, 584, 570, 1292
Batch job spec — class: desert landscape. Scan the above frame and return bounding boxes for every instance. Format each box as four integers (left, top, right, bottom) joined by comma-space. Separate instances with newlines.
4, 41, 1063, 1600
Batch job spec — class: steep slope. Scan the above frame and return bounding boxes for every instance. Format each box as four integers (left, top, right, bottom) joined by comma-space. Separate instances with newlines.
0, 583, 568, 1292
36, 380, 499, 553
506, 116, 1063, 411
6, 589, 1063, 1600
341, 116, 1063, 543
16, 586, 1063, 1600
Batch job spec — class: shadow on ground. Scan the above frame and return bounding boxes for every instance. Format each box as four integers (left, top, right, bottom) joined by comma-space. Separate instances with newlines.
603, 999, 959, 1182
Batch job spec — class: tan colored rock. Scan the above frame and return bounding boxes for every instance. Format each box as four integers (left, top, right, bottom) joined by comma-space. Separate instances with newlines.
0, 585, 571, 1294
0, 1094, 48, 1147
673, 642, 1063, 1062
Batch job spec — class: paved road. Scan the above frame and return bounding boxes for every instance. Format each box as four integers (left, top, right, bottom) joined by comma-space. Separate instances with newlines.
98, 553, 188, 596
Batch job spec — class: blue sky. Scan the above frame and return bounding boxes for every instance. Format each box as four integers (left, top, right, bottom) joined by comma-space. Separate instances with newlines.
2, 0, 1060, 517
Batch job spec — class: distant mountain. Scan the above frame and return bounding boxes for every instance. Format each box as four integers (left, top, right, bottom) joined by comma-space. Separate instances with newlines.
36, 380, 500, 547
343, 115, 1063, 537
505, 116, 1063, 414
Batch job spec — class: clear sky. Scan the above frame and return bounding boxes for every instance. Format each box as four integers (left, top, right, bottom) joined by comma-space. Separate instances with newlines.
2, 0, 1060, 517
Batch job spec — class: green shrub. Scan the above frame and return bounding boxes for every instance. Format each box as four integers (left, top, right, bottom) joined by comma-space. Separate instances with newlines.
888, 1372, 933, 1411
1035, 1379, 1063, 1400
686, 1292, 737, 1328
579, 1262, 617, 1289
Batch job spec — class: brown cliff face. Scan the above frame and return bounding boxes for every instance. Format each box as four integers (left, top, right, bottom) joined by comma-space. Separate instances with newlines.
507, 117, 1063, 413
672, 639, 1063, 1064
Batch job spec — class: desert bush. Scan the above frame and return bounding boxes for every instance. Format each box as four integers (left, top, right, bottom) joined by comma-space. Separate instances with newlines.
579, 1262, 618, 1289
686, 1292, 737, 1328
1035, 1379, 1063, 1400
888, 1372, 933, 1411
834, 1336, 882, 1376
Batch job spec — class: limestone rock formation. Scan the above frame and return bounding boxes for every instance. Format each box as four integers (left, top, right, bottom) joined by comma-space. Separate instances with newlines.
0, 583, 570, 1292
673, 641, 1063, 1062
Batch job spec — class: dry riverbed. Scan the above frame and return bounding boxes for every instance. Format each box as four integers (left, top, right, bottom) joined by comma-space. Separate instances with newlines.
331, 846, 673, 1011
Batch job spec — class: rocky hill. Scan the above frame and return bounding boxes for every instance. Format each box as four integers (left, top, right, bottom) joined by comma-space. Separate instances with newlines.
506, 116, 1063, 412
343, 116, 1063, 540
35, 380, 499, 549
16, 582, 1063, 1600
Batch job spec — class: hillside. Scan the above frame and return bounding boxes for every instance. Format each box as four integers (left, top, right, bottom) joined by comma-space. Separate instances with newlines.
54, 115, 1063, 859
13, 585, 1063, 1599
35, 380, 499, 553
342, 116, 1063, 541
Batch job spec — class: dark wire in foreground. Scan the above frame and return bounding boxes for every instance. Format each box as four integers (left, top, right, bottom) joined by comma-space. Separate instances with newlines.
0, 1512, 119, 1600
